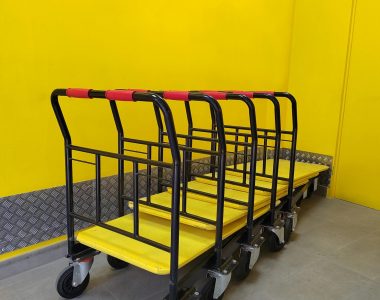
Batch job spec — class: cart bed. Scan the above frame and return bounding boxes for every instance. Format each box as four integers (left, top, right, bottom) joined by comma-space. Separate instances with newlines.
168, 181, 286, 210
229, 159, 329, 184
195, 175, 307, 195
76, 205, 274, 275
130, 192, 246, 230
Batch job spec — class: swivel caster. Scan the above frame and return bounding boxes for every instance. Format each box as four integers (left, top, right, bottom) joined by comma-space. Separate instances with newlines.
234, 250, 251, 281
234, 236, 264, 280
107, 255, 130, 270
266, 224, 285, 252
56, 265, 90, 299
284, 210, 298, 243
198, 277, 224, 300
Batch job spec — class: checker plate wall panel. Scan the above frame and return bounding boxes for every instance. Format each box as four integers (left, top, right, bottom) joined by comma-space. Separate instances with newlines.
0, 150, 332, 254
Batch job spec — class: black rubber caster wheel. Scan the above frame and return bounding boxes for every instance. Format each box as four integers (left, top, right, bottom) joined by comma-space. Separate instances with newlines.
284, 217, 293, 243
234, 250, 251, 281
200, 277, 225, 300
107, 255, 130, 270
267, 231, 285, 252
56, 266, 90, 299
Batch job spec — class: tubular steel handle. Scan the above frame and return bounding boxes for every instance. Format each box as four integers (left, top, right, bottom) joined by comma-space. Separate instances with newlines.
231, 90, 275, 97
200, 91, 228, 100
252, 91, 275, 96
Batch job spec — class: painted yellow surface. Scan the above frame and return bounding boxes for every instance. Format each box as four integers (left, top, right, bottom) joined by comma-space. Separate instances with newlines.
230, 159, 328, 183
130, 191, 246, 230
196, 174, 308, 195
0, 236, 65, 262
287, 0, 379, 209
334, 1, 380, 210
287, 1, 353, 157
0, 0, 295, 197
77, 206, 277, 274
196, 175, 289, 195
2, 0, 378, 264
173, 182, 274, 210
192, 159, 327, 201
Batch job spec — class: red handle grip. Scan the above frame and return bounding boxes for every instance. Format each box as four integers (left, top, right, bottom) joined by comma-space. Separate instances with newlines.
162, 91, 189, 101
201, 91, 227, 100
105, 90, 134, 101
66, 88, 91, 98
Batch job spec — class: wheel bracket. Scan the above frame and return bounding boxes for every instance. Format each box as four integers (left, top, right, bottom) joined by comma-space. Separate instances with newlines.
72, 258, 93, 287
266, 222, 285, 244
241, 235, 264, 270
208, 258, 236, 299
283, 209, 298, 232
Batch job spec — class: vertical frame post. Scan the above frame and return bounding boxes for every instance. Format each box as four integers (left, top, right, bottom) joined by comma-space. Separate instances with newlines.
109, 101, 125, 217
95, 154, 102, 223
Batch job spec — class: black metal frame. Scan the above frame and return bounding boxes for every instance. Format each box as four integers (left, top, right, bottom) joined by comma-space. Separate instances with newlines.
223, 91, 298, 222
154, 91, 228, 269
274, 92, 298, 212
112, 92, 229, 270
52, 89, 181, 299
52, 87, 299, 299
179, 92, 260, 244
203, 92, 282, 226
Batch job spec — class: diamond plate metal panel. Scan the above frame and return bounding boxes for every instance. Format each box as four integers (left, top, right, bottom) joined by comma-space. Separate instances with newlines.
0, 150, 332, 254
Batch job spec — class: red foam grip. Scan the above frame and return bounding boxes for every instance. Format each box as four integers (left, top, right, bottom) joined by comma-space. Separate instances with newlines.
163, 91, 189, 101
201, 91, 227, 100
252, 91, 275, 96
66, 88, 91, 98
232, 91, 254, 98
105, 90, 134, 101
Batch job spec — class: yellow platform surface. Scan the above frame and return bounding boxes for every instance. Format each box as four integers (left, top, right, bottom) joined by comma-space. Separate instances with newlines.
199, 159, 328, 195
130, 192, 246, 230
167, 181, 287, 210
77, 204, 276, 275
195, 175, 305, 196
228, 159, 329, 184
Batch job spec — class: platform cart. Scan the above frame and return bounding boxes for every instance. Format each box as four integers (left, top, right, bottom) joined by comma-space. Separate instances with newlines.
112, 90, 237, 299
173, 91, 286, 252
223, 91, 295, 246
190, 90, 325, 249
52, 88, 262, 299
52, 88, 329, 299
156, 91, 265, 280
52, 89, 185, 299
115, 90, 265, 295
226, 91, 328, 243
142, 90, 287, 279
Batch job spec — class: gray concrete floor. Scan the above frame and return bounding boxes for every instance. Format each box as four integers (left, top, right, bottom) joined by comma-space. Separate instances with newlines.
0, 196, 379, 300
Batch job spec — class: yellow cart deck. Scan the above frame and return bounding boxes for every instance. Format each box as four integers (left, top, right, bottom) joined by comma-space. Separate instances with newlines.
130, 192, 246, 230
195, 175, 308, 195
228, 159, 329, 183
168, 181, 287, 210
198, 159, 328, 195
77, 204, 275, 275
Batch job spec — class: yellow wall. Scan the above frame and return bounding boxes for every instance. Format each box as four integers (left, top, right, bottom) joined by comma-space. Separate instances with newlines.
0, 0, 295, 197
334, 0, 380, 210
288, 0, 380, 209
287, 1, 353, 157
